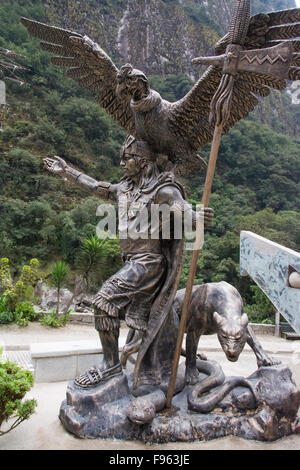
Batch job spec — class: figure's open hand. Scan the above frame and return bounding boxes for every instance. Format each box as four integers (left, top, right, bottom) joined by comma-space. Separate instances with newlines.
43, 156, 68, 174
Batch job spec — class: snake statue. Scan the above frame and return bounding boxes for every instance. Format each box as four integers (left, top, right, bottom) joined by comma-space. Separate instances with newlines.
127, 358, 259, 425
187, 359, 258, 414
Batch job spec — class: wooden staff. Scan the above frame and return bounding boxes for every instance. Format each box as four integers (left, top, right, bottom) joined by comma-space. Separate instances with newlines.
166, 0, 251, 409
166, 125, 223, 408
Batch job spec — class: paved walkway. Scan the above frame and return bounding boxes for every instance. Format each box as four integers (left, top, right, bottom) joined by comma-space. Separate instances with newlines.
0, 322, 300, 450
0, 322, 100, 348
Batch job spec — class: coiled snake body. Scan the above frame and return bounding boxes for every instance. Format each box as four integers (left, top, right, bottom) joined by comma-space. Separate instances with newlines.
187, 359, 258, 413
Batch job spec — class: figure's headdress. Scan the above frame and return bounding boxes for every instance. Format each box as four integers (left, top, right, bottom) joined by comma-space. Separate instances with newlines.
121, 135, 155, 161
120, 135, 207, 176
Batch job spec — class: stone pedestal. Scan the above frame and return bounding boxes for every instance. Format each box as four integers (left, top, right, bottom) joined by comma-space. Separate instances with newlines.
59, 364, 300, 443
60, 373, 138, 439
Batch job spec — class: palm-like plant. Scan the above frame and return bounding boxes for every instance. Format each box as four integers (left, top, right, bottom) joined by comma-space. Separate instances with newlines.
78, 236, 105, 288
51, 261, 69, 316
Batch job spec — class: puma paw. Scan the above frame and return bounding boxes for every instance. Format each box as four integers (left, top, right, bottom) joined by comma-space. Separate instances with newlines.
257, 355, 281, 368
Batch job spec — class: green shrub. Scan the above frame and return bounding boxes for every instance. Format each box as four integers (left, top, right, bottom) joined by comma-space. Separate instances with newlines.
0, 296, 14, 325
1, 126, 17, 143
40, 309, 71, 328
0, 354, 37, 436
13, 121, 33, 137
0, 311, 15, 325
14, 302, 40, 327
0, 295, 40, 327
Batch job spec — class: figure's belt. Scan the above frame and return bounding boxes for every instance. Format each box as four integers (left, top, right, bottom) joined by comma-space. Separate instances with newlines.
122, 250, 162, 256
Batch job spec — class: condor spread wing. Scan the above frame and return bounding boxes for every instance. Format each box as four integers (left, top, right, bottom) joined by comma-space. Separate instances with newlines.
169, 7, 300, 151
21, 17, 136, 135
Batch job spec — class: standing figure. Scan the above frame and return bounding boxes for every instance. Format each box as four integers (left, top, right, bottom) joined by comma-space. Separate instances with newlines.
44, 135, 213, 394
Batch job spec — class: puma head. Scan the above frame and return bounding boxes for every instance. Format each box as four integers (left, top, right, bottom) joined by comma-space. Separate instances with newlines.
213, 311, 249, 362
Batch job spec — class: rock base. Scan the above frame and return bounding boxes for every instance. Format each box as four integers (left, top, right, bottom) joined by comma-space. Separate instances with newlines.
59, 364, 300, 443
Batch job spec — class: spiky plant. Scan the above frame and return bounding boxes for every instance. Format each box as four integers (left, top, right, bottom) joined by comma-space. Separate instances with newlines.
50, 261, 69, 317
78, 236, 105, 288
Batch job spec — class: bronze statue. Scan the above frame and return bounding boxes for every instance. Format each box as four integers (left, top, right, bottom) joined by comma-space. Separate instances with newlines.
23, 1, 300, 441
44, 137, 213, 393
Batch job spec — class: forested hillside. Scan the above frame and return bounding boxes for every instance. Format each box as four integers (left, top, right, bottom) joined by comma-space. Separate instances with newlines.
0, 0, 299, 320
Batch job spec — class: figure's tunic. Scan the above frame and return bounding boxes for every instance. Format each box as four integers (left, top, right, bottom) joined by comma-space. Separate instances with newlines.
93, 174, 182, 333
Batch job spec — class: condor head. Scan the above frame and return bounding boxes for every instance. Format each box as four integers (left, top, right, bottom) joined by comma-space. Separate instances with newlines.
116, 64, 150, 101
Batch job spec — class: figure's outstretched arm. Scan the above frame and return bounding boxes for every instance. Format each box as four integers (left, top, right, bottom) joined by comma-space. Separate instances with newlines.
156, 186, 214, 230
43, 156, 118, 200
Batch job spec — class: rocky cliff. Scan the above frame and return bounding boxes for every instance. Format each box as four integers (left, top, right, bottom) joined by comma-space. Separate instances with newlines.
43, 0, 296, 78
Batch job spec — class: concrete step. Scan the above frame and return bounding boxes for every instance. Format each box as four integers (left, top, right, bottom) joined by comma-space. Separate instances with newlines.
281, 332, 300, 340
280, 323, 300, 340
3, 349, 34, 373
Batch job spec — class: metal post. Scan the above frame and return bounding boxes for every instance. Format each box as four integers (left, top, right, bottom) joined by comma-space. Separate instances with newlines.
275, 311, 281, 338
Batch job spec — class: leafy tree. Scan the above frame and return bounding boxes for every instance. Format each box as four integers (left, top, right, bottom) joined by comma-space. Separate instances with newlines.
31, 118, 66, 154
149, 74, 194, 102
58, 98, 111, 142
76, 233, 122, 291
244, 286, 276, 324
0, 258, 40, 311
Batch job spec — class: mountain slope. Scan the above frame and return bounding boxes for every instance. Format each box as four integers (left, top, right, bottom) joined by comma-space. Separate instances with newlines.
43, 0, 296, 77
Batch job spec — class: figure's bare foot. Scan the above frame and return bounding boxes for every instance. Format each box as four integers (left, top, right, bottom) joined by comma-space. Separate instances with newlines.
74, 362, 122, 388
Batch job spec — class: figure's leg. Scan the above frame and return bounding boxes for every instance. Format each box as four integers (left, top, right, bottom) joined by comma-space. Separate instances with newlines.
75, 311, 122, 388
246, 326, 281, 368
96, 313, 120, 369
185, 330, 202, 385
